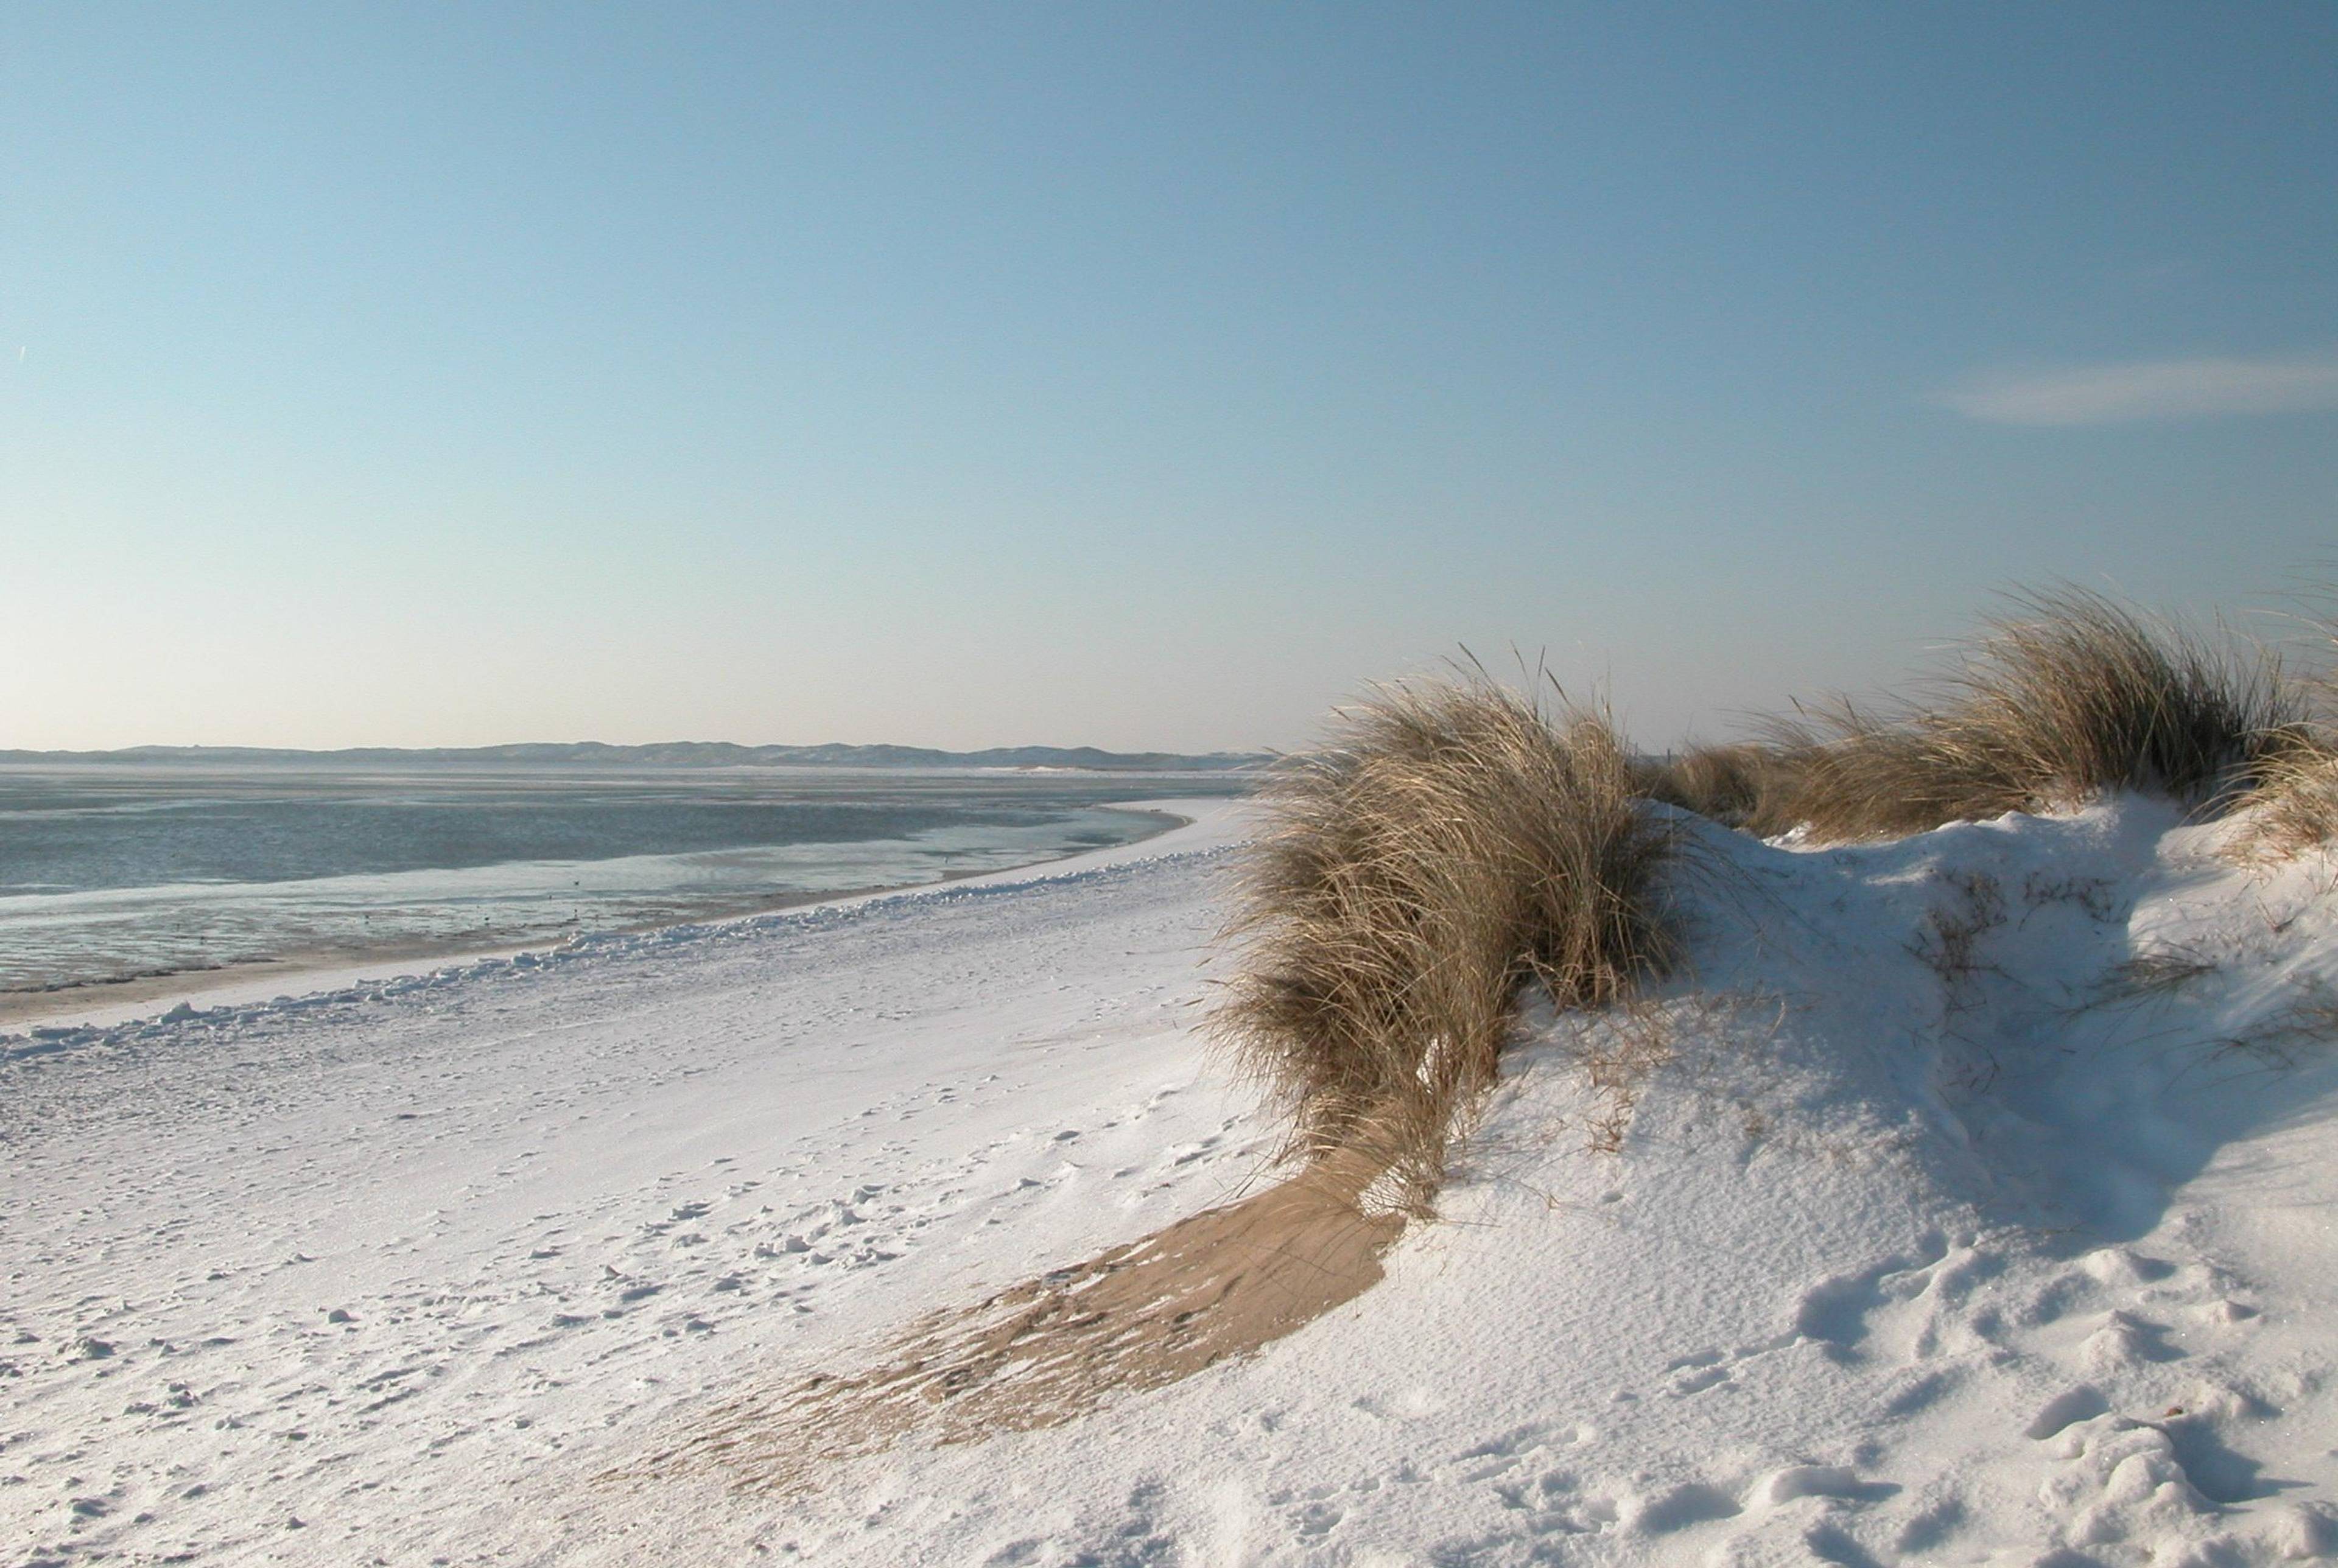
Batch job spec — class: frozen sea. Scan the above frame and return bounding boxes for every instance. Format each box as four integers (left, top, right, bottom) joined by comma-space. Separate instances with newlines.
0, 761, 1238, 1001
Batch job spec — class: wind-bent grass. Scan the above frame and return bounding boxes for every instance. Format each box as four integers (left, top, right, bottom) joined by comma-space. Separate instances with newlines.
2239, 740, 2338, 859
1646, 588, 2298, 844
1212, 676, 1675, 1208
1634, 741, 1794, 831
2231, 636, 2338, 859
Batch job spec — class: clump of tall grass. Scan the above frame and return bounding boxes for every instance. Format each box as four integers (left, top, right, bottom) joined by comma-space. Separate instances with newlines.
2238, 743, 2338, 859
2230, 641, 2338, 859
1633, 741, 1796, 831
1647, 589, 2297, 843
1212, 676, 1674, 1207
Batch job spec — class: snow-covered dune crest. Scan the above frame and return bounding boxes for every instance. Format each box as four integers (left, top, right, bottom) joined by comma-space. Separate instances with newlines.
7, 793, 2338, 1564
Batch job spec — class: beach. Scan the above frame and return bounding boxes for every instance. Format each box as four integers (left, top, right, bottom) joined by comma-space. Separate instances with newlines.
0, 760, 1221, 1031
13, 8, 2333, 1562
9, 794, 2338, 1564
2, 803, 1266, 1562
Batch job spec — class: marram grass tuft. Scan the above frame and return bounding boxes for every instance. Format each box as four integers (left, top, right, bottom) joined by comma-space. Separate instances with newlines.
1212, 676, 1675, 1209
1645, 588, 2296, 843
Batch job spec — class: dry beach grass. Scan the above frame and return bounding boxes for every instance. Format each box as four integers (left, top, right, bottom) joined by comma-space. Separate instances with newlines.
2231, 631, 2338, 861
1209, 675, 1677, 1210
1646, 588, 2298, 843
2241, 741, 2338, 860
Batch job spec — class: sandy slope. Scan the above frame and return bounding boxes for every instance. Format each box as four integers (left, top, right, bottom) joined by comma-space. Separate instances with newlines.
8, 796, 2338, 1566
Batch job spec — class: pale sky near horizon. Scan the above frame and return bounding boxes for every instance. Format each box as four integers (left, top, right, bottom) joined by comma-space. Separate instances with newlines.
4, 4, 2334, 754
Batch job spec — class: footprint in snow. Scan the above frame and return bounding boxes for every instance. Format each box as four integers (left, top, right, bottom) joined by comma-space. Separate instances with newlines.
1628, 1481, 1741, 1533
2079, 1311, 2185, 1375
1294, 1500, 1344, 1536
1746, 1466, 1896, 1507
2081, 1245, 2174, 1287
1670, 1364, 1732, 1397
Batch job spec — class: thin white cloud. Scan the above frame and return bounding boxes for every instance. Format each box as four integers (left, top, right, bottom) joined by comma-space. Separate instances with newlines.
1942, 351, 2338, 427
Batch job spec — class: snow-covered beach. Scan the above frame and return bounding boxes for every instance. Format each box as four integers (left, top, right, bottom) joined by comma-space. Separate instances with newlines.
2, 803, 1266, 1563
0, 761, 1234, 1029
9, 794, 2338, 1565
13, 6, 2334, 1563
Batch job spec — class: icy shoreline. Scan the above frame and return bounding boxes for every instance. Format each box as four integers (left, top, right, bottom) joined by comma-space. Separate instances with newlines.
0, 800, 1204, 1036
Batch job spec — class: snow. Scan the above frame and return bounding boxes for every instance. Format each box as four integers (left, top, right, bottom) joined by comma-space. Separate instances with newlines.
7, 794, 2338, 1565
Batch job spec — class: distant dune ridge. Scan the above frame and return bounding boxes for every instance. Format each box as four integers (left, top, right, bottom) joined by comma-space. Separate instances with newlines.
0, 740, 1267, 771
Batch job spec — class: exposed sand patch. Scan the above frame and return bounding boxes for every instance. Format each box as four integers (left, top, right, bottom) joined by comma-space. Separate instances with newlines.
641, 1149, 1401, 1494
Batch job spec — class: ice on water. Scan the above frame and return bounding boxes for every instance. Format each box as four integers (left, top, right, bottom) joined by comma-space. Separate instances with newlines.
0, 761, 1215, 994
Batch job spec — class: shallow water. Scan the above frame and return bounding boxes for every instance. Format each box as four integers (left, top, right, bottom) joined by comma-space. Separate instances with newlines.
0, 762, 1237, 995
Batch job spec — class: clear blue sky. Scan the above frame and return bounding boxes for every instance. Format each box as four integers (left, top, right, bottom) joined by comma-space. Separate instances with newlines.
5, 4, 2334, 752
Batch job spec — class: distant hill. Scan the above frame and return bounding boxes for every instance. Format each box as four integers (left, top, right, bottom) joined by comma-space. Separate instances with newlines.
0, 741, 1268, 774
